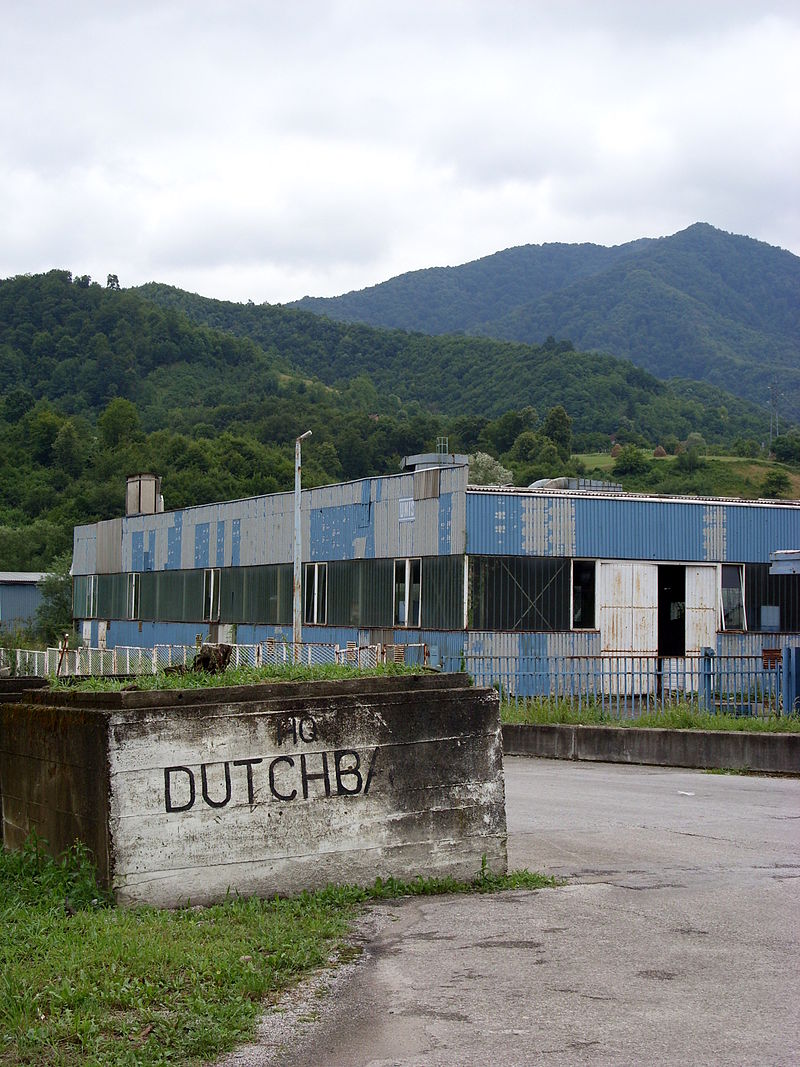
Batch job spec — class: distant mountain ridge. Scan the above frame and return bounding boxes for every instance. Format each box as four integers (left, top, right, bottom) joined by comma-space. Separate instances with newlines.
290, 224, 800, 421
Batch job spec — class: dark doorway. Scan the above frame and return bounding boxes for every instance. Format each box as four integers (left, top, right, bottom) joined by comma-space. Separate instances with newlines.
658, 565, 686, 657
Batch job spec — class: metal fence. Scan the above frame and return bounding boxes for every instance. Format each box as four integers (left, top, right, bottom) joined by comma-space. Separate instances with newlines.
2, 640, 384, 678
465, 651, 789, 719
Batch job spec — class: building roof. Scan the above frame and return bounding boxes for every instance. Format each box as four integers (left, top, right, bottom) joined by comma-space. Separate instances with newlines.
0, 572, 47, 584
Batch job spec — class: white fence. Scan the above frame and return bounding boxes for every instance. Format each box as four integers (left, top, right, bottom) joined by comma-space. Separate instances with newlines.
2, 640, 389, 678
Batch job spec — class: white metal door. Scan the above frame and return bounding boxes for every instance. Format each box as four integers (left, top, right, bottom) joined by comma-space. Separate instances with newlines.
599, 562, 658, 696
599, 562, 658, 654
685, 565, 717, 654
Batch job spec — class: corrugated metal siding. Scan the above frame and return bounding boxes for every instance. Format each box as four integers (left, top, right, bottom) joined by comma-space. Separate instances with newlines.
421, 555, 464, 630
0, 582, 43, 628
72, 525, 97, 576
727, 503, 800, 562
140, 569, 204, 622
327, 558, 394, 627
194, 523, 210, 568
466, 492, 800, 564
97, 574, 127, 620
96, 519, 122, 573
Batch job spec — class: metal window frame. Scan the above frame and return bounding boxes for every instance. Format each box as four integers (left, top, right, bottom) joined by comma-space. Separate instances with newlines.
304, 562, 328, 625
203, 568, 221, 622
571, 558, 598, 631
394, 557, 422, 628
127, 572, 141, 620
719, 562, 747, 632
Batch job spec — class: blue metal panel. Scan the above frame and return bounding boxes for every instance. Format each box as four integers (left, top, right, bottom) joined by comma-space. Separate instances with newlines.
0, 583, 43, 629
310, 504, 372, 561
194, 523, 210, 568
466, 494, 525, 555
573, 497, 708, 561
131, 531, 144, 572
166, 515, 182, 570
146, 530, 156, 571
438, 493, 452, 555
216, 522, 226, 567
727, 503, 800, 563
232, 519, 241, 566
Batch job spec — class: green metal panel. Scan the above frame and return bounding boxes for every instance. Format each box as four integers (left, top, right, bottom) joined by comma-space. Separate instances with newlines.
328, 558, 393, 627
97, 573, 127, 620
468, 555, 571, 632
139, 570, 204, 622
421, 555, 464, 630
220, 565, 292, 624
72, 575, 89, 619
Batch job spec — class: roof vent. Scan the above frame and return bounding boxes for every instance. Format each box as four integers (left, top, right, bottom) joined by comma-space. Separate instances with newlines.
126, 474, 163, 516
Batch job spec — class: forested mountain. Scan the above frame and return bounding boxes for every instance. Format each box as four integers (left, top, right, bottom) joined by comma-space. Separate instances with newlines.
290, 224, 800, 421
0, 269, 782, 570
135, 281, 767, 445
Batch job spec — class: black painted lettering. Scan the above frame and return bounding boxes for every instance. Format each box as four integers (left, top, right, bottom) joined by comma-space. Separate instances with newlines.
165, 766, 195, 813
298, 714, 317, 742
233, 758, 263, 805
363, 747, 379, 795
276, 716, 297, 746
334, 749, 362, 795
200, 762, 232, 808
269, 755, 297, 801
300, 752, 331, 799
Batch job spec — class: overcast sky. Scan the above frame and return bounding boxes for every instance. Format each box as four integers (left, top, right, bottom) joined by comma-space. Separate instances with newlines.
2, 0, 798, 303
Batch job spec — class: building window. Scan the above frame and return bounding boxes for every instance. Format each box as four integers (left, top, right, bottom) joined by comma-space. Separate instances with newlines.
394, 558, 421, 627
572, 560, 596, 629
304, 563, 327, 624
85, 575, 98, 618
720, 564, 745, 630
127, 573, 141, 620
203, 568, 221, 622
468, 556, 570, 632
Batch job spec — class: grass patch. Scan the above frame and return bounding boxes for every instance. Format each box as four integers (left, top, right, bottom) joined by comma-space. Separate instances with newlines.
501, 697, 800, 732
49, 661, 424, 693
1, 840, 554, 1066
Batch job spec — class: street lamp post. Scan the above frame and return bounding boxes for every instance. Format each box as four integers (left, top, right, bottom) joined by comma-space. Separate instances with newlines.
293, 430, 312, 659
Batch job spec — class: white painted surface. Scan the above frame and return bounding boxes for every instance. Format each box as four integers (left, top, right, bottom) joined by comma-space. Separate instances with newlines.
686, 564, 718, 654
104, 689, 506, 907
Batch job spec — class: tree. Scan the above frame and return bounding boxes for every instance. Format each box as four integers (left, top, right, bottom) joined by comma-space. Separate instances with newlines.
761, 470, 791, 499
34, 553, 74, 645
542, 405, 572, 460
106, 274, 120, 290
468, 452, 513, 486
97, 398, 141, 448
613, 444, 650, 476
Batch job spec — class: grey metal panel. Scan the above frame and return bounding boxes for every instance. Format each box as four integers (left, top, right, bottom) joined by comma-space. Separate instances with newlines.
413, 468, 440, 500
72, 525, 97, 575
95, 519, 122, 574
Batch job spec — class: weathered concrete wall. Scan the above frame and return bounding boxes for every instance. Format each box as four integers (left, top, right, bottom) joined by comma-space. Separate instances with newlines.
2, 675, 506, 907
502, 723, 800, 774
0, 701, 112, 882
0, 677, 48, 703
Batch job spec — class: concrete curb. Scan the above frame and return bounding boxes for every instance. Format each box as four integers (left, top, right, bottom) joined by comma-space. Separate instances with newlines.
502, 723, 800, 774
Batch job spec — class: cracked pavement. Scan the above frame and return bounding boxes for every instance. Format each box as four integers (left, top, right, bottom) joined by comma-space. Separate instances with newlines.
220, 758, 800, 1067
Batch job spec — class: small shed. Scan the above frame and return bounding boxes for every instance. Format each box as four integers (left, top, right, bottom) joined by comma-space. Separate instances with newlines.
0, 573, 46, 633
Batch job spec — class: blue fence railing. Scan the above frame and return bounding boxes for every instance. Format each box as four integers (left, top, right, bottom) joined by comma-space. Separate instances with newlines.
465, 650, 793, 719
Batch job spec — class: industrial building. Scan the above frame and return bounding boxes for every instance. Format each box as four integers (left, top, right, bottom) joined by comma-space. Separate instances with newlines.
71, 462, 800, 671
0, 573, 46, 634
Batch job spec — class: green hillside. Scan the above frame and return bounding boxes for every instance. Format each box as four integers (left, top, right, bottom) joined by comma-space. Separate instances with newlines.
290, 224, 800, 421
0, 270, 786, 572
134, 282, 769, 445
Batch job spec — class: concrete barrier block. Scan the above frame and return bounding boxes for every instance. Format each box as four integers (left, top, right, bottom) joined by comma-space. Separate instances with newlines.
1, 675, 507, 907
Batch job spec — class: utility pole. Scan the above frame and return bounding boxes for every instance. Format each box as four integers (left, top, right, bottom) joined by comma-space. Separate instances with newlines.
293, 431, 312, 659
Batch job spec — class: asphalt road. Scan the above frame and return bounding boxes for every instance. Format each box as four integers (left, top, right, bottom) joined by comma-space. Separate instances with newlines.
222, 758, 800, 1067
